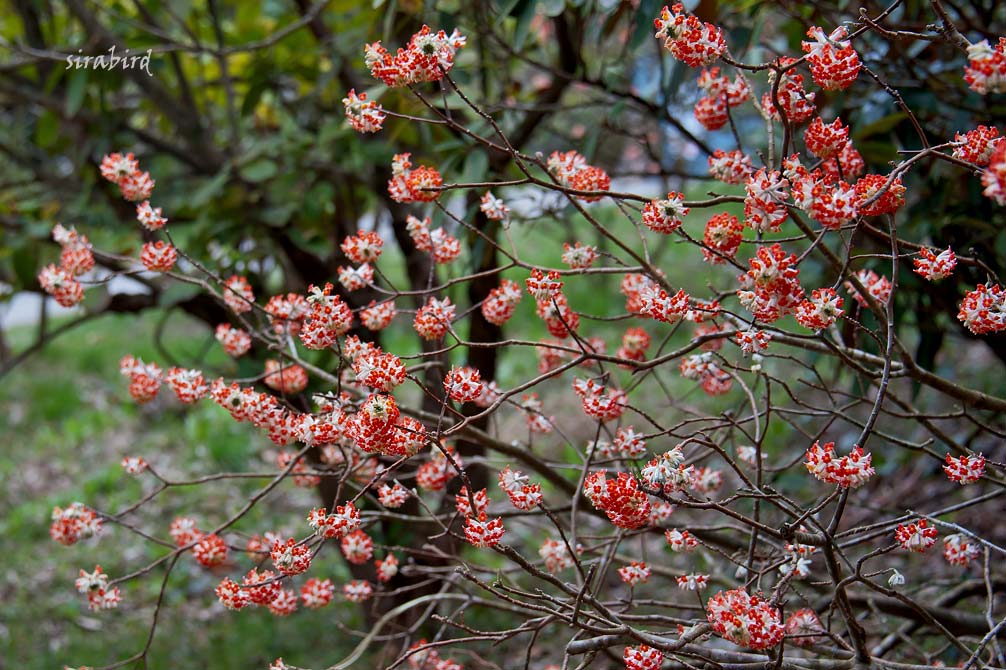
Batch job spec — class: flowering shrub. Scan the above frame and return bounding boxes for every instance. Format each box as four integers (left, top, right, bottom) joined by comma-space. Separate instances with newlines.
7, 2, 1006, 670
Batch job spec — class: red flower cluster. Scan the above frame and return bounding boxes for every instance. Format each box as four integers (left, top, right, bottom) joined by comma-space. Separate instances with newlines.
584, 472, 651, 529
342, 89, 385, 133
802, 26, 861, 90
706, 588, 785, 650
895, 519, 938, 552
365, 25, 466, 87
654, 4, 726, 68
50, 502, 102, 546
387, 153, 443, 203
964, 38, 1006, 95
804, 441, 874, 488
642, 192, 689, 234
736, 244, 805, 323
547, 150, 610, 200
943, 453, 986, 484
761, 58, 816, 124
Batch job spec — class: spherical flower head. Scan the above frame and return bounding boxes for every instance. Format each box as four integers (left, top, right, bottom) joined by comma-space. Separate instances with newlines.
341, 230, 384, 264
300, 577, 334, 608
444, 365, 484, 403
263, 360, 308, 394
413, 296, 455, 340
964, 38, 1006, 95
562, 242, 598, 269
222, 275, 255, 314
804, 441, 874, 488
267, 588, 299, 616
653, 4, 726, 68
744, 169, 790, 233
594, 473, 651, 529
242, 568, 282, 606
801, 26, 861, 90
539, 539, 573, 573
377, 482, 410, 508
707, 588, 785, 650
428, 227, 461, 265
354, 351, 406, 392
735, 329, 772, 355
342, 575, 374, 599
136, 200, 167, 231
913, 247, 957, 281
943, 453, 986, 484
100, 152, 139, 183
982, 140, 1006, 205
214, 324, 252, 357
805, 117, 850, 159
854, 173, 905, 216
340, 529, 374, 565
796, 287, 844, 331
169, 516, 202, 546
455, 486, 489, 517
958, 283, 1006, 335
677, 573, 710, 590
480, 191, 510, 221
642, 192, 689, 234
708, 149, 754, 185
120, 455, 148, 475
895, 519, 938, 552
463, 512, 505, 547
119, 171, 155, 202
618, 561, 651, 586
165, 366, 208, 404
338, 263, 374, 291
216, 577, 252, 610
342, 88, 386, 133
761, 58, 816, 124
271, 538, 312, 575
192, 533, 228, 567
694, 96, 728, 130
786, 609, 824, 647
943, 534, 981, 567
38, 264, 85, 308
376, 553, 399, 583
482, 278, 523, 326
845, 269, 892, 308
405, 165, 443, 202
699, 212, 744, 264
624, 644, 663, 670
665, 528, 698, 552
952, 126, 1003, 166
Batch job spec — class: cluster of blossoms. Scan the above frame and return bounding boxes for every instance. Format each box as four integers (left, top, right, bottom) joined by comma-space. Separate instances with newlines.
964, 38, 1006, 94
480, 191, 510, 221
801, 26, 861, 90
583, 471, 651, 529
388, 153, 443, 204
39, 224, 95, 307
342, 89, 385, 133
957, 283, 1006, 334
706, 588, 785, 649
943, 534, 981, 567
624, 645, 663, 670
913, 247, 957, 281
982, 141, 1006, 206
50, 502, 102, 546
365, 25, 466, 87
943, 453, 986, 484
736, 244, 805, 323
539, 539, 573, 573
75, 566, 121, 611
786, 609, 825, 647
693, 67, 750, 131
547, 150, 610, 200
405, 215, 461, 265
642, 192, 689, 234
804, 442, 875, 488
498, 466, 542, 510
653, 4, 726, 67
762, 58, 817, 124
895, 519, 939, 553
